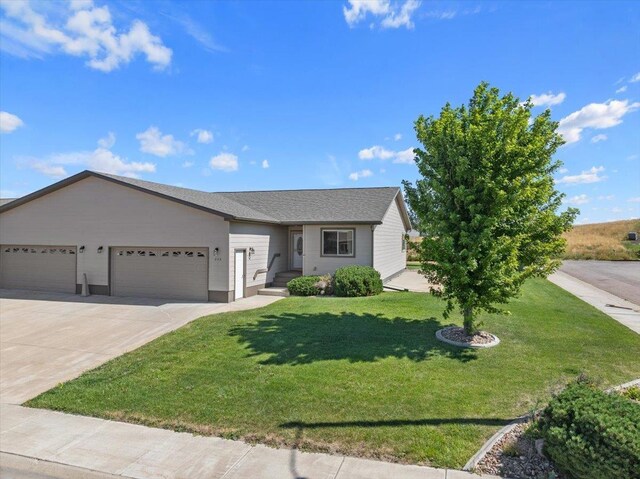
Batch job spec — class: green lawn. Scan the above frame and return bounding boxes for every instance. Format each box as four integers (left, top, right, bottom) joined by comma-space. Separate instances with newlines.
27, 279, 640, 469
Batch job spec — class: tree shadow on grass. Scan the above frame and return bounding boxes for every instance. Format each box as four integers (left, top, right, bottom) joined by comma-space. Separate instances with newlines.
229, 311, 477, 365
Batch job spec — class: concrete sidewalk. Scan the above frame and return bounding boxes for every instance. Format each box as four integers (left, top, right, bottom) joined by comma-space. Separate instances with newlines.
0, 404, 498, 479
548, 270, 640, 334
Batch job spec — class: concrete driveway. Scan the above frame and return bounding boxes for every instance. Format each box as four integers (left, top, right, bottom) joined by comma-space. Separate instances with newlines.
0, 289, 281, 405
559, 260, 640, 306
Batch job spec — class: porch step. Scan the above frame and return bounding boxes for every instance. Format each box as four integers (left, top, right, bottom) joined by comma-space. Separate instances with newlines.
274, 270, 302, 280
272, 280, 291, 288
258, 287, 290, 297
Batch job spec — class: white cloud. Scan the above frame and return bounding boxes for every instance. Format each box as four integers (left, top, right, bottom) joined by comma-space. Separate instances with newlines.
590, 134, 608, 143
343, 0, 420, 29
349, 169, 373, 181
21, 135, 155, 179
210, 152, 238, 172
393, 147, 415, 164
630, 72, 640, 83
0, 0, 171, 72
393, 133, 402, 141
558, 167, 569, 174
358, 145, 395, 160
97, 131, 115, 148
182, 161, 194, 168
0, 111, 24, 133
563, 194, 589, 206
627, 154, 638, 161
597, 195, 614, 200
556, 166, 606, 185
381, 0, 421, 29
242, 145, 250, 152
137, 126, 189, 157
558, 99, 640, 144
190, 128, 213, 144
628, 197, 640, 203
162, 12, 226, 53
30, 162, 68, 178
261, 159, 269, 169
611, 207, 623, 213
358, 144, 415, 164
616, 85, 627, 94
529, 92, 566, 107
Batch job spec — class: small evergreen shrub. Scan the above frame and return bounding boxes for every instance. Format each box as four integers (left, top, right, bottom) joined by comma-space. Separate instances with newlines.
333, 265, 383, 297
537, 381, 640, 479
287, 276, 322, 296
621, 385, 640, 401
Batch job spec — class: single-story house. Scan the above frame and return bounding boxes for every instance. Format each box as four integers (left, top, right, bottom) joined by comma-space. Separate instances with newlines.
0, 170, 411, 302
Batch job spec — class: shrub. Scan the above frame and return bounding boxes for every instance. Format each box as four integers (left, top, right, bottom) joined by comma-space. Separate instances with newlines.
537, 381, 640, 479
621, 385, 640, 402
333, 265, 383, 297
287, 276, 322, 296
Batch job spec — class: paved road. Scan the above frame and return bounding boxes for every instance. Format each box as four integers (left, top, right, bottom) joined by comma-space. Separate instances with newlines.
559, 260, 640, 306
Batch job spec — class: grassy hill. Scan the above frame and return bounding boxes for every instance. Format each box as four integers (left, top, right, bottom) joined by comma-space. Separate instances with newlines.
407, 219, 640, 262
562, 219, 640, 260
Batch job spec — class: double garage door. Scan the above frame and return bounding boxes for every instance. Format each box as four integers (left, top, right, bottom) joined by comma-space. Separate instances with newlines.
111, 247, 208, 301
0, 245, 77, 293
0, 245, 208, 301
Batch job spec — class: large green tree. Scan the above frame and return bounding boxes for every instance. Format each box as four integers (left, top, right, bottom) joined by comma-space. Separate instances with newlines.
403, 82, 577, 335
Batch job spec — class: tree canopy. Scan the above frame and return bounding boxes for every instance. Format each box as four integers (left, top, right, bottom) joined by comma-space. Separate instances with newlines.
403, 82, 577, 334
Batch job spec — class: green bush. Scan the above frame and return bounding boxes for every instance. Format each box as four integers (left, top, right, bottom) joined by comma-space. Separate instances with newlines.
287, 276, 322, 296
333, 265, 383, 297
537, 381, 640, 479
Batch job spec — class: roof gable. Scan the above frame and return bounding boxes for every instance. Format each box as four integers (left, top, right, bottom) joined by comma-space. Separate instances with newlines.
0, 170, 410, 228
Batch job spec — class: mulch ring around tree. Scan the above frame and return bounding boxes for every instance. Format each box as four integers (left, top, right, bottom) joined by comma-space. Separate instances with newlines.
436, 326, 500, 348
475, 421, 565, 479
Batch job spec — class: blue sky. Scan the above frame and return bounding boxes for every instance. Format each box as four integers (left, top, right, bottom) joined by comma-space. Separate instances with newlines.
1, 0, 639, 224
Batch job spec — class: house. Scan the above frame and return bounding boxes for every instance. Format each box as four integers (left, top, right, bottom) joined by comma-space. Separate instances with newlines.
0, 171, 411, 302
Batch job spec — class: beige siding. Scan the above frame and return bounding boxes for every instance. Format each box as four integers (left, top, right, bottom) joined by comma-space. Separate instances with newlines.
302, 224, 373, 276
0, 177, 229, 291
373, 196, 407, 280
228, 222, 288, 290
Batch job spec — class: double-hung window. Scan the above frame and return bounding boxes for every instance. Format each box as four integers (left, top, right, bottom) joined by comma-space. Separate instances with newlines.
322, 229, 354, 256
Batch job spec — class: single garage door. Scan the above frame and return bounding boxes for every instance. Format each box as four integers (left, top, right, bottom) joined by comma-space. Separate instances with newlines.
0, 245, 77, 293
111, 247, 208, 301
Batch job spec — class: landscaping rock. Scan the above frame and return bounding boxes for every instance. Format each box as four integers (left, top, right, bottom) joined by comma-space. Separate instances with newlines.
475, 423, 564, 479
436, 326, 500, 348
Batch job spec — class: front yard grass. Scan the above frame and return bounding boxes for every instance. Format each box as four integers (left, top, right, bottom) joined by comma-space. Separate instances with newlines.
27, 279, 640, 469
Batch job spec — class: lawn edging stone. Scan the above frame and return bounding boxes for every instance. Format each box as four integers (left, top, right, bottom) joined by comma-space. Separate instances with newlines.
463, 376, 640, 475
435, 326, 500, 349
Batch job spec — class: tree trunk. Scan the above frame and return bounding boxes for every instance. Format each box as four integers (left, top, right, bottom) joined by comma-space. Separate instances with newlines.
463, 307, 475, 336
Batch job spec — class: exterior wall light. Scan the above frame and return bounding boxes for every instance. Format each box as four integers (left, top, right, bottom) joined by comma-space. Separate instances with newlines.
97, 246, 104, 253
79, 246, 85, 253
248, 247, 255, 259
213, 247, 220, 256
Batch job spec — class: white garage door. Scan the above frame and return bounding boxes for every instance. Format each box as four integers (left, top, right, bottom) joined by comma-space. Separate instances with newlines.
111, 247, 208, 301
0, 245, 77, 293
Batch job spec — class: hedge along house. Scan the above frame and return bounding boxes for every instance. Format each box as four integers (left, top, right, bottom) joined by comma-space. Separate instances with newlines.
0, 171, 411, 302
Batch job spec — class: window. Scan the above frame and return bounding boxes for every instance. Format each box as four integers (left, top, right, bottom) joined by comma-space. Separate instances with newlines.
322, 229, 354, 256
401, 236, 406, 252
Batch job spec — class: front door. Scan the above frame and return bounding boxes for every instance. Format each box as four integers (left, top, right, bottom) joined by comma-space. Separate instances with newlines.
292, 233, 303, 270
234, 250, 245, 300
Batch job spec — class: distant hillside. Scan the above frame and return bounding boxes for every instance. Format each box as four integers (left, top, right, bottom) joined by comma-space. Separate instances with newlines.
563, 219, 640, 260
